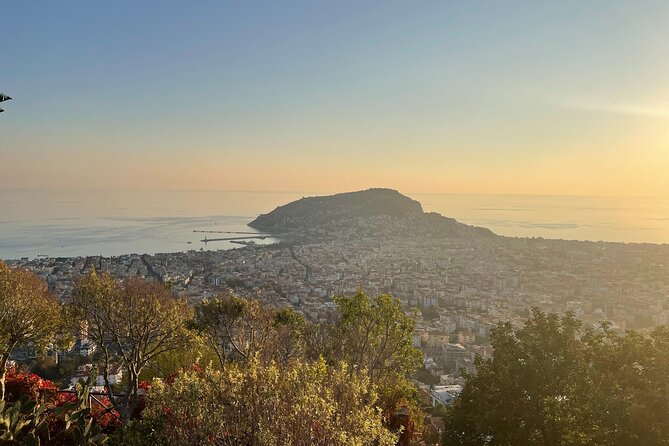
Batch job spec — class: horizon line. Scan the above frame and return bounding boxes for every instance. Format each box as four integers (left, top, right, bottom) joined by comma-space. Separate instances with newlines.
2, 186, 667, 200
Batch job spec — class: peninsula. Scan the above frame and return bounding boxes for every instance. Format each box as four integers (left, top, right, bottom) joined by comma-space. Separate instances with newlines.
7, 189, 669, 343
250, 188, 495, 240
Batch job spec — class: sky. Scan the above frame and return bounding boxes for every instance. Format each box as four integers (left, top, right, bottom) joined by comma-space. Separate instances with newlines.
1, 0, 668, 196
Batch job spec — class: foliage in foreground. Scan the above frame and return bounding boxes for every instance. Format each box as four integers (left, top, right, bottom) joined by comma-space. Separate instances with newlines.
190, 291, 424, 417
0, 262, 70, 402
0, 371, 108, 445
330, 293, 423, 415
442, 309, 669, 446
71, 272, 193, 424
2, 263, 425, 444
143, 358, 398, 446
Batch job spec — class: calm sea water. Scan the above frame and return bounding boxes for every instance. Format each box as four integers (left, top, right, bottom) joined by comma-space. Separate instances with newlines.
418, 193, 669, 245
1, 189, 668, 259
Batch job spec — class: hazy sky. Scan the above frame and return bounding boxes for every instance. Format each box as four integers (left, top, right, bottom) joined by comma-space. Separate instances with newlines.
2, 1, 668, 195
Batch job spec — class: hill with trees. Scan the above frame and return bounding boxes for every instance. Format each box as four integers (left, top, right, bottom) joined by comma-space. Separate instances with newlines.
249, 188, 423, 230
249, 188, 495, 239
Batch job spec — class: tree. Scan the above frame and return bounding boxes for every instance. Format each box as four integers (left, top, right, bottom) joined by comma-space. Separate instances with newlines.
71, 271, 192, 425
442, 308, 669, 446
581, 325, 669, 445
143, 357, 398, 446
328, 292, 423, 413
265, 306, 308, 364
189, 296, 307, 369
330, 292, 422, 382
188, 295, 248, 369
443, 309, 594, 446
414, 367, 440, 385
138, 337, 219, 382
0, 262, 67, 401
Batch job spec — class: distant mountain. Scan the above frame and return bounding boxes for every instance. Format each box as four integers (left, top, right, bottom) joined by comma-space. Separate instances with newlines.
249, 188, 423, 231
249, 188, 495, 239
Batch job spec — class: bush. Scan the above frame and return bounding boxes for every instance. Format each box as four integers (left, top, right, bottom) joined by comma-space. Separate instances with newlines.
143, 358, 398, 446
0, 372, 108, 445
4, 366, 59, 403
106, 419, 167, 446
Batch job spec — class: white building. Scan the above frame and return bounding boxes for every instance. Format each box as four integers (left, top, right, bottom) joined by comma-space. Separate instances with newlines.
430, 385, 463, 406
70, 364, 123, 387
79, 339, 97, 356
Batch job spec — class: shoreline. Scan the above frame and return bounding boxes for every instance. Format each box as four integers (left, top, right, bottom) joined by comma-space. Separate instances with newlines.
3, 230, 669, 263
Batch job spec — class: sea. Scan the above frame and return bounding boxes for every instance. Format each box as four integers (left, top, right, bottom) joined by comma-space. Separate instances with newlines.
1, 189, 668, 260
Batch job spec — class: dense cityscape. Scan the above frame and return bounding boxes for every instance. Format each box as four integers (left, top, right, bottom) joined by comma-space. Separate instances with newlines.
7, 191, 669, 402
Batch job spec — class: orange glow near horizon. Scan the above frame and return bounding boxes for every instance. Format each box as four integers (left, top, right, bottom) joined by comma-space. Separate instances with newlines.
2, 2, 668, 198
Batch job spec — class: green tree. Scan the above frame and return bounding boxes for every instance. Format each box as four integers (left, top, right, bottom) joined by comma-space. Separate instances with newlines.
414, 367, 440, 385
442, 308, 669, 446
71, 271, 192, 425
331, 292, 422, 382
0, 262, 69, 401
328, 292, 423, 413
138, 335, 219, 382
443, 309, 593, 446
581, 325, 669, 445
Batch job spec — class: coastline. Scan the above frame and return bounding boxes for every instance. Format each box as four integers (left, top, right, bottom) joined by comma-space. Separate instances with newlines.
1, 191, 669, 260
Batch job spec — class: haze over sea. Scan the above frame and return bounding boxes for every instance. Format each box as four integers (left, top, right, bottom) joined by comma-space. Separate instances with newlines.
1, 189, 668, 260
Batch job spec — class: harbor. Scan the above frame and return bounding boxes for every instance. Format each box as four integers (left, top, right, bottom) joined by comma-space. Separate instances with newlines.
201, 235, 270, 243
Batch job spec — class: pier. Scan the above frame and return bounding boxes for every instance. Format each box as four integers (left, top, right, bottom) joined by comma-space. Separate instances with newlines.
194, 230, 272, 235
201, 235, 270, 243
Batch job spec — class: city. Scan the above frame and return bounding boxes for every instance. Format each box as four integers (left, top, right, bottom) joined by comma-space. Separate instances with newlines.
8, 202, 669, 394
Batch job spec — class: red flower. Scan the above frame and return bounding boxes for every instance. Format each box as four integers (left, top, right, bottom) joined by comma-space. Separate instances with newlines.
4, 366, 58, 403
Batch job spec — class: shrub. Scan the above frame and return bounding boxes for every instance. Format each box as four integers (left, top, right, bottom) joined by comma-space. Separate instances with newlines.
143, 358, 398, 446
